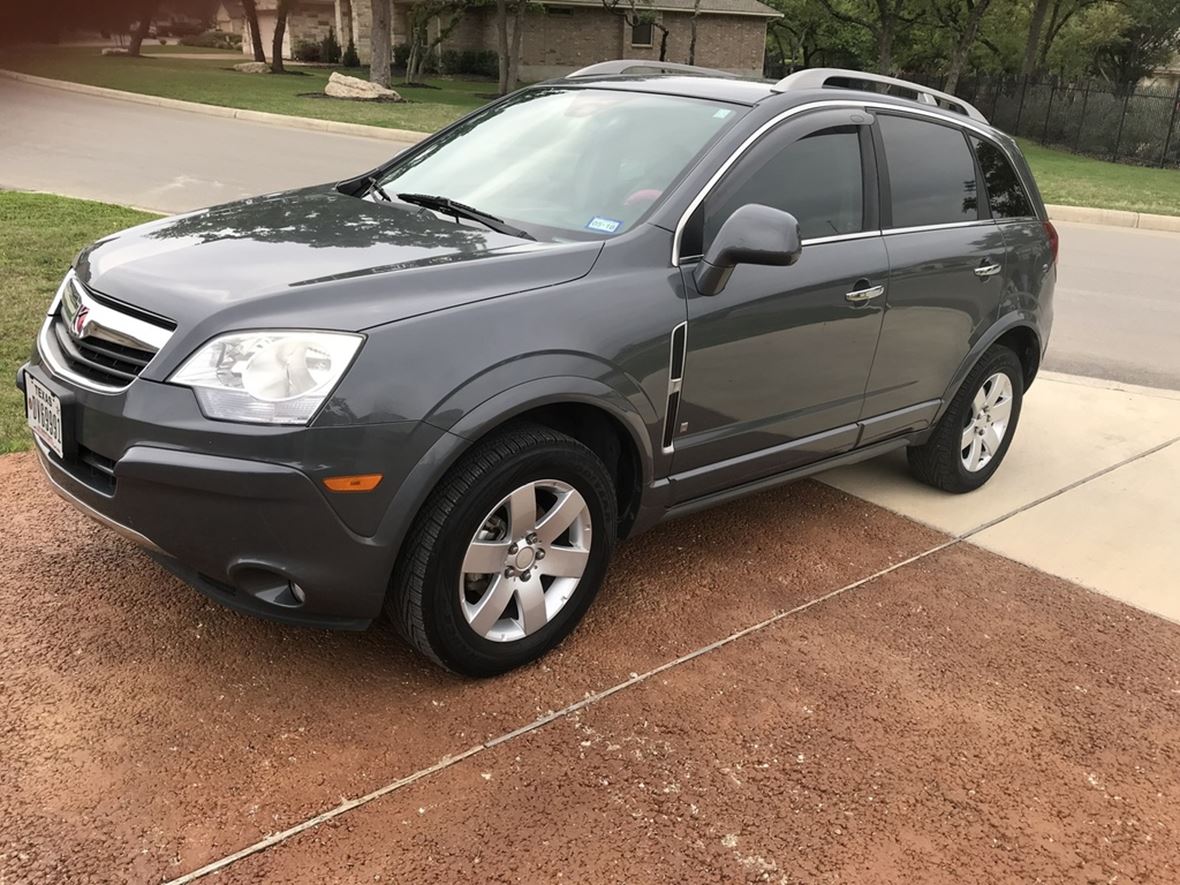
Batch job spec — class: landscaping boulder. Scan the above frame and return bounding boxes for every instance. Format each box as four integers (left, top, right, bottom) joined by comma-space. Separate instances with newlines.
324, 71, 401, 101
101, 48, 132, 56
233, 61, 271, 74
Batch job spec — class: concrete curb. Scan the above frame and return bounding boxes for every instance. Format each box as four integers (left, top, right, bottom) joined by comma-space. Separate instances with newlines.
0, 67, 427, 145
1046, 203, 1180, 234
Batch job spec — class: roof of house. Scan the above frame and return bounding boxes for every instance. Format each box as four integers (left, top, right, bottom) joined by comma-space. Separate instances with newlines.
550, 0, 781, 18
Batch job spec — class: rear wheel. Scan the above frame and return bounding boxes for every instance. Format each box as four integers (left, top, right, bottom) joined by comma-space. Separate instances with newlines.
388, 423, 616, 676
907, 345, 1024, 493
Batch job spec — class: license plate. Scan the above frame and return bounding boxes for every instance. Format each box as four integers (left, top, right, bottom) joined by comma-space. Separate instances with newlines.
26, 374, 64, 458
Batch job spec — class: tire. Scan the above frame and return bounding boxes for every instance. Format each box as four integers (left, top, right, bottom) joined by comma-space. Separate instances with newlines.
387, 423, 617, 677
907, 345, 1024, 494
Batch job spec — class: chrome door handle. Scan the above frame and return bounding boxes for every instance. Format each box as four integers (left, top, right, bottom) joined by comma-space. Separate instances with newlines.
845, 284, 884, 304
974, 263, 1002, 278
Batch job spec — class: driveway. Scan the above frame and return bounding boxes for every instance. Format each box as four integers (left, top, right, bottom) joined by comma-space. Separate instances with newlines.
3, 452, 1179, 883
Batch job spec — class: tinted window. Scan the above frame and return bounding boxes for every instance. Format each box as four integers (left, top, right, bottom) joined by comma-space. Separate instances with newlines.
705, 127, 864, 245
879, 115, 978, 228
971, 137, 1034, 219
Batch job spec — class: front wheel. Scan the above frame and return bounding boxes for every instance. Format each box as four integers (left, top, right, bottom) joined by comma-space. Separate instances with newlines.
388, 424, 617, 677
907, 345, 1024, 493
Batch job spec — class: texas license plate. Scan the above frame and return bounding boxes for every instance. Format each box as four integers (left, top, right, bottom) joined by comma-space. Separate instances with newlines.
26, 373, 64, 458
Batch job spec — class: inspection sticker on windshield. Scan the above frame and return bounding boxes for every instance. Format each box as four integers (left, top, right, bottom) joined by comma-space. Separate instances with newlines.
586, 217, 622, 234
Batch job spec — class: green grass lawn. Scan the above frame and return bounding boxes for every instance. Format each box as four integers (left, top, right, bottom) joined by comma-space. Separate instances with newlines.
0, 46, 490, 133
0, 192, 156, 453
1018, 140, 1180, 217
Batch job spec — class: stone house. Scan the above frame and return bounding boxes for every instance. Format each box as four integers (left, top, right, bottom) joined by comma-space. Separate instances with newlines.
247, 0, 778, 79
215, 1, 244, 36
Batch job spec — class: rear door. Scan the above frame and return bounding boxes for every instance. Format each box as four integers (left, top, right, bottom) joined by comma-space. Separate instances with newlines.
861, 113, 1008, 434
970, 136, 1056, 331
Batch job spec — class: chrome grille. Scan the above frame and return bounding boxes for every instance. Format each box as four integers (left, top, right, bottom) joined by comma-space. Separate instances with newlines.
39, 273, 175, 393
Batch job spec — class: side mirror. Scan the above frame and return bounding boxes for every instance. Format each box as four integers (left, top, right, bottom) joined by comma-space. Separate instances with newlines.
693, 204, 803, 296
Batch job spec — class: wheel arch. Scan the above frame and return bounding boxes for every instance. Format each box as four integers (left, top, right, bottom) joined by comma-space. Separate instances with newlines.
371, 377, 658, 601
936, 313, 1042, 424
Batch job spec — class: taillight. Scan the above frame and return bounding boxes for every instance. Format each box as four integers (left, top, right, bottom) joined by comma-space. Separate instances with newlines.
1043, 221, 1059, 265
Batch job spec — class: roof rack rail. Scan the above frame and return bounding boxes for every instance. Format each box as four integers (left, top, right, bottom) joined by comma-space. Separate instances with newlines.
771, 68, 988, 124
567, 60, 738, 80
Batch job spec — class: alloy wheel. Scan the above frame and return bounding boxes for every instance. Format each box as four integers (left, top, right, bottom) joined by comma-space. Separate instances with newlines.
961, 372, 1014, 472
459, 479, 593, 642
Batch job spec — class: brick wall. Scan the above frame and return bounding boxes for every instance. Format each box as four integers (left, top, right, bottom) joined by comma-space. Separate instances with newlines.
292, 0, 768, 75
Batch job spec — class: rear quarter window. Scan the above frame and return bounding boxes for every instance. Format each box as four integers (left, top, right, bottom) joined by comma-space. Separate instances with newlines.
971, 137, 1035, 219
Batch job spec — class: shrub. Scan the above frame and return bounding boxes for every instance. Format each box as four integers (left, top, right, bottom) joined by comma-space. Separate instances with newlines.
179, 30, 241, 49
439, 48, 498, 78
341, 37, 360, 67
320, 27, 341, 64
292, 39, 322, 63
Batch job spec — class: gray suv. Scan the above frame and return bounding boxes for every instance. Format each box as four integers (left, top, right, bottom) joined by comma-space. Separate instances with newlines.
20, 63, 1056, 675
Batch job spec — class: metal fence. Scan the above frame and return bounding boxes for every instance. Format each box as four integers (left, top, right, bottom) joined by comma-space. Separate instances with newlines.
949, 75, 1180, 168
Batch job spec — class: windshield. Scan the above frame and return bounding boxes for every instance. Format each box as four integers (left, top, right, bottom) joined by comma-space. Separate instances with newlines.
374, 87, 745, 240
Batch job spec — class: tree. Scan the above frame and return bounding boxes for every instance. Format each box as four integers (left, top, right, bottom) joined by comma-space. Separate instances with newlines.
600, 0, 671, 63
936, 0, 997, 92
1021, 0, 1049, 74
814, 0, 919, 73
688, 0, 703, 64
370, 0, 392, 87
126, 0, 160, 56
270, 0, 295, 73
241, 0, 267, 62
405, 0, 468, 83
495, 0, 528, 95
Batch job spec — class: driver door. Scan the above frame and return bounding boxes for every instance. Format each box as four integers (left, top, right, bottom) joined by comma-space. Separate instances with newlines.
668, 109, 888, 503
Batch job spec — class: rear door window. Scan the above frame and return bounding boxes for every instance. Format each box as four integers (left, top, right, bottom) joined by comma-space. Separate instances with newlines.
879, 115, 979, 228
971, 137, 1034, 219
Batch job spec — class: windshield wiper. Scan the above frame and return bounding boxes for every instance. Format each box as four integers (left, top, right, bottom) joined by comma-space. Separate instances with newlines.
368, 176, 393, 202
396, 193, 536, 241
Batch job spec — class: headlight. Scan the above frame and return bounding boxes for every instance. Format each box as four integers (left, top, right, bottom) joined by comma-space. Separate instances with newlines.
169, 330, 363, 425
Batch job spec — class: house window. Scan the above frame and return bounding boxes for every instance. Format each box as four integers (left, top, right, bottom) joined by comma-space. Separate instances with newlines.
631, 19, 653, 47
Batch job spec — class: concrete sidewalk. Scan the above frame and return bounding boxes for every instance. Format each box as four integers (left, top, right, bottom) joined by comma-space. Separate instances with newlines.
822, 371, 1180, 622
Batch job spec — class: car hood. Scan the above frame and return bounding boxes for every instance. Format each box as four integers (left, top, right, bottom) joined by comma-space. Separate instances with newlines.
74, 187, 603, 334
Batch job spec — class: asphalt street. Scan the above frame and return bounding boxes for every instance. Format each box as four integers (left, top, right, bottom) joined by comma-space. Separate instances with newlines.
1, 74, 1178, 389
0, 77, 404, 212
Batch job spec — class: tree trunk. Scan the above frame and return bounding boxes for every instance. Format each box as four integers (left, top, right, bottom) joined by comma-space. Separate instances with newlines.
242, 0, 266, 61
657, 24, 668, 61
1022, 0, 1050, 77
505, 0, 526, 93
370, 0, 392, 86
127, 0, 159, 57
496, 0, 510, 94
876, 24, 892, 74
271, 0, 292, 73
944, 0, 993, 94
688, 0, 701, 65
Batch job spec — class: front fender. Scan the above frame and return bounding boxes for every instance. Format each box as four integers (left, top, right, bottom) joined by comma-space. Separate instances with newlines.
368, 374, 661, 598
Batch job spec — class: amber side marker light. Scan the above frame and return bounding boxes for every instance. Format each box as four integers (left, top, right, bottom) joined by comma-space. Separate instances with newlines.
323, 474, 383, 492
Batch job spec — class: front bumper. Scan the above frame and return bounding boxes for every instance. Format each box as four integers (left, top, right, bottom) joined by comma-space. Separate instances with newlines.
20, 361, 444, 628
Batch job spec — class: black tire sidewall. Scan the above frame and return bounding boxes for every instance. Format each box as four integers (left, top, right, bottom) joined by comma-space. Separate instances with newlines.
419, 442, 615, 676
945, 348, 1025, 490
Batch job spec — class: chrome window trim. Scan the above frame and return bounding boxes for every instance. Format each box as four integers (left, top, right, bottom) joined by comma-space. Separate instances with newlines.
38, 271, 175, 395
671, 99, 1035, 267
884, 219, 997, 236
